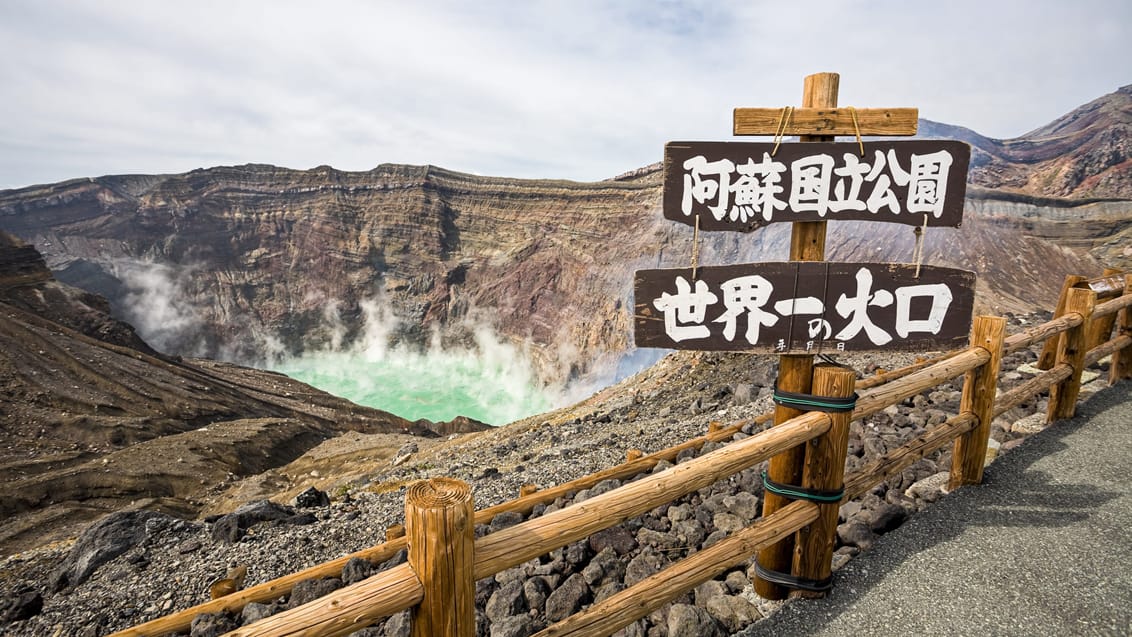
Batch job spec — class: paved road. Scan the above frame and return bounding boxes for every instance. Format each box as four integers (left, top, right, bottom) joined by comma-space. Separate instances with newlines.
738, 380, 1132, 637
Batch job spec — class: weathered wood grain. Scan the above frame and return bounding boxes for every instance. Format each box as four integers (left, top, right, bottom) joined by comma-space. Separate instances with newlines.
792, 364, 857, 598
406, 479, 474, 637
949, 316, 1007, 489
1048, 287, 1096, 421
733, 107, 919, 136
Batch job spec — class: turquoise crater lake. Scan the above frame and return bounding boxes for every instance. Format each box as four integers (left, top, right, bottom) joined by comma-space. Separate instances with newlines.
275, 346, 553, 426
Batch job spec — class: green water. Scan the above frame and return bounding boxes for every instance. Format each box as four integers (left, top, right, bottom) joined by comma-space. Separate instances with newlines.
275, 346, 553, 426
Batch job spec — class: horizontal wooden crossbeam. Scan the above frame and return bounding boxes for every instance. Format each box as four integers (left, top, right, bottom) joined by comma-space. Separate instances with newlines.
733, 107, 919, 136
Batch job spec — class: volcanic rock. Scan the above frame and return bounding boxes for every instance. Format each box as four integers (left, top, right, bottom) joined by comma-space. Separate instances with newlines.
50, 510, 173, 591
0, 587, 43, 623
544, 573, 591, 622
667, 603, 725, 637
292, 486, 331, 508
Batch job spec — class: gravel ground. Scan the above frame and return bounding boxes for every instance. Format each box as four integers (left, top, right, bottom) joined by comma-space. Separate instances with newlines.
2, 314, 1107, 636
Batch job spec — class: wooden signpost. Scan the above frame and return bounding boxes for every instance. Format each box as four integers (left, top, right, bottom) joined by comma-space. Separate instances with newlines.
664, 140, 970, 231
633, 72, 975, 601
635, 262, 975, 353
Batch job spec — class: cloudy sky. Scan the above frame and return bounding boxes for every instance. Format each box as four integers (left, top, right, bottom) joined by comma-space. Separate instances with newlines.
1, 0, 1129, 189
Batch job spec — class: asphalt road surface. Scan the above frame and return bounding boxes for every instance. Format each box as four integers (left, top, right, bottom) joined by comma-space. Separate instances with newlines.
738, 380, 1132, 637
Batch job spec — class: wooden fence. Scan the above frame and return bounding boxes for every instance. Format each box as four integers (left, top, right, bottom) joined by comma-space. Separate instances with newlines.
113, 273, 1132, 637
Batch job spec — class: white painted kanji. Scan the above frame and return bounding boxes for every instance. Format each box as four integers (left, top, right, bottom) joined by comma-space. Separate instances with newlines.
652, 275, 718, 342
677, 145, 958, 223
906, 150, 954, 217
682, 156, 734, 221
893, 282, 953, 336
788, 154, 835, 216
729, 153, 787, 222
648, 266, 962, 349
714, 275, 779, 344
834, 267, 894, 345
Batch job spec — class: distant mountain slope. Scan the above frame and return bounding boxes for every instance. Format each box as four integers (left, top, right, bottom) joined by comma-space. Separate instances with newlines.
920, 84, 1132, 199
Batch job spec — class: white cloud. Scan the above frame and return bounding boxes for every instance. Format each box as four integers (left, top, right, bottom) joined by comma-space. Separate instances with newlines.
1, 0, 1129, 189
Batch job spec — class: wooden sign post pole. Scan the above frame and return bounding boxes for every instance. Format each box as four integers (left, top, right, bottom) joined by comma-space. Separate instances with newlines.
754, 71, 839, 600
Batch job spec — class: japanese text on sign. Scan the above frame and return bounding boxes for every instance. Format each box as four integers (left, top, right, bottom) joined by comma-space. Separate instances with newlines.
634, 262, 975, 353
663, 140, 970, 232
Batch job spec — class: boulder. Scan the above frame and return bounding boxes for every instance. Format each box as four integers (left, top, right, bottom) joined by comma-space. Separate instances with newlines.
285, 578, 344, 609
383, 610, 410, 637
51, 510, 174, 590
582, 547, 624, 587
523, 577, 551, 612
836, 520, 876, 550
667, 603, 725, 637
240, 602, 274, 625
544, 573, 591, 622
341, 557, 375, 585
694, 579, 728, 606
485, 580, 526, 621
867, 502, 908, 534
704, 595, 761, 632
612, 619, 648, 637
593, 581, 626, 604
636, 528, 681, 551
190, 612, 238, 637
905, 471, 951, 503
671, 519, 707, 548
723, 492, 761, 523
210, 500, 307, 543
624, 550, 668, 587
732, 383, 754, 405
1, 588, 43, 622
490, 511, 524, 532
588, 525, 638, 556
292, 487, 331, 508
489, 614, 541, 637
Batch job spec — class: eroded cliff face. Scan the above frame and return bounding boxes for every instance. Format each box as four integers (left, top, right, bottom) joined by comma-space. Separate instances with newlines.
3, 86, 1131, 387
0, 163, 1117, 389
0, 166, 671, 384
0, 231, 481, 554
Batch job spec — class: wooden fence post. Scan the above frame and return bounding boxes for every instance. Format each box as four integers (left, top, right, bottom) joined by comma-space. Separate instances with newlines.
756, 70, 838, 601
1087, 268, 1123, 351
1037, 275, 1087, 369
1110, 274, 1132, 384
949, 316, 1007, 489
790, 363, 856, 598
1047, 287, 1097, 422
405, 478, 475, 637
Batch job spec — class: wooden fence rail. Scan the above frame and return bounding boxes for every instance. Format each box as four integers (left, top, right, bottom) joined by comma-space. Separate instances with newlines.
112, 272, 1130, 637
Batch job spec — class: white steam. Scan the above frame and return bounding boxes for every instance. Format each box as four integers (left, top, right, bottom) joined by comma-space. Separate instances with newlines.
112, 259, 287, 364
107, 259, 652, 425
113, 260, 207, 356
276, 297, 561, 426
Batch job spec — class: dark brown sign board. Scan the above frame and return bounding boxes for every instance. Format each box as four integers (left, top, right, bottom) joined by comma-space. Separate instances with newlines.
635, 261, 975, 353
663, 140, 970, 232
